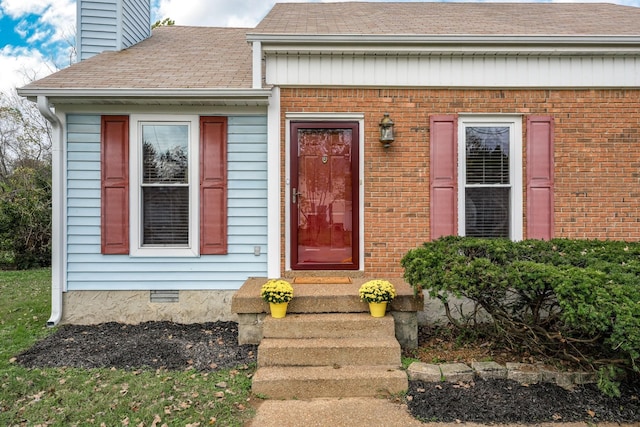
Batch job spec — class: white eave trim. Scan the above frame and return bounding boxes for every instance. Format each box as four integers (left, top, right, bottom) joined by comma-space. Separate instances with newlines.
248, 33, 640, 55
247, 33, 640, 45
17, 88, 273, 105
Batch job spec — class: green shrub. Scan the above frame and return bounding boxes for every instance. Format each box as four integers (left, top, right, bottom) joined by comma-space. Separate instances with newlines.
0, 165, 51, 269
402, 237, 640, 382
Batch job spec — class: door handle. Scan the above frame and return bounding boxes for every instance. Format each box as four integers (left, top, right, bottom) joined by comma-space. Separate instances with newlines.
292, 188, 300, 204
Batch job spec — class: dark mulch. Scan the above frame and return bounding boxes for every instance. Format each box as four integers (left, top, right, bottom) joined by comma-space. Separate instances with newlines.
16, 321, 640, 424
407, 378, 640, 424
17, 321, 257, 371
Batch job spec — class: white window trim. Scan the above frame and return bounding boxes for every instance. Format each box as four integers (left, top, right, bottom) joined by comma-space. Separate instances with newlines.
457, 115, 523, 241
129, 114, 200, 257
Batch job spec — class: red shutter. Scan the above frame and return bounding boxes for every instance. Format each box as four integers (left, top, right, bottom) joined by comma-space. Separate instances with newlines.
526, 116, 555, 240
430, 115, 458, 240
200, 117, 228, 254
101, 116, 129, 254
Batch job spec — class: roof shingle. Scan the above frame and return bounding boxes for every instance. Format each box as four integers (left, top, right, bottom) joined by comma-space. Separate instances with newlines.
252, 2, 640, 36
22, 26, 253, 90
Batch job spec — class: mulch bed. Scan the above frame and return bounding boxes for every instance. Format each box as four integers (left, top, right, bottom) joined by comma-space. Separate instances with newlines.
15, 321, 640, 424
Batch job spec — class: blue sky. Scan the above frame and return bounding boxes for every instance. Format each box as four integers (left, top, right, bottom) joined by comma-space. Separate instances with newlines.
1, 0, 640, 94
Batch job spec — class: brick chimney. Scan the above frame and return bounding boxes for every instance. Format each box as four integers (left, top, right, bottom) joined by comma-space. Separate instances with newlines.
77, 0, 151, 61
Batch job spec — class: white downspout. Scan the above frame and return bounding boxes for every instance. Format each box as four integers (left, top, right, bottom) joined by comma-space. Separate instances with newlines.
37, 95, 64, 327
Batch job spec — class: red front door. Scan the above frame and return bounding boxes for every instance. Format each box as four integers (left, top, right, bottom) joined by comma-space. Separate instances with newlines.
290, 122, 359, 270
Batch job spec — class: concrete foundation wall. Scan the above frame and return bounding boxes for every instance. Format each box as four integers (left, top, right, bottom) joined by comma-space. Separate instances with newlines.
60, 290, 471, 330
61, 290, 238, 325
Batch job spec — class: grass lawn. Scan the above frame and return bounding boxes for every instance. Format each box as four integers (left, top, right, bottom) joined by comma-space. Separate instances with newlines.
0, 269, 255, 426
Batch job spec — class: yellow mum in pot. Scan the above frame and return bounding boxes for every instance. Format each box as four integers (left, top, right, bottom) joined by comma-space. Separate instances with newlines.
260, 279, 294, 304
358, 279, 396, 303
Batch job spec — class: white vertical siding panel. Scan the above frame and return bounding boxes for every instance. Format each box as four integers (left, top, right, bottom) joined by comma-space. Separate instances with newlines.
331, 55, 343, 84
265, 54, 640, 87
66, 114, 268, 291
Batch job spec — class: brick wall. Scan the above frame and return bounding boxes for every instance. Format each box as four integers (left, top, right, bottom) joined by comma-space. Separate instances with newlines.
280, 88, 640, 276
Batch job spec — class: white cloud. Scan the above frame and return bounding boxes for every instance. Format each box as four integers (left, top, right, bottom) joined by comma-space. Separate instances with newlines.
155, 0, 272, 27
0, 0, 75, 43
154, 0, 417, 27
0, 45, 55, 94
0, 0, 51, 16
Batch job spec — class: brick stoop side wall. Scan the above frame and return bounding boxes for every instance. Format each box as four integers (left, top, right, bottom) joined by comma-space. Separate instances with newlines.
280, 88, 640, 276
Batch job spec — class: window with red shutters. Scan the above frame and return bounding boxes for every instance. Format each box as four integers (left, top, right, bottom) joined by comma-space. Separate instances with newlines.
100, 115, 228, 255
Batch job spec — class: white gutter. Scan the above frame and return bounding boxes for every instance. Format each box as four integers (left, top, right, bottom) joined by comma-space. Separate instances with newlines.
247, 34, 640, 56
246, 33, 640, 45
36, 96, 64, 327
19, 88, 272, 100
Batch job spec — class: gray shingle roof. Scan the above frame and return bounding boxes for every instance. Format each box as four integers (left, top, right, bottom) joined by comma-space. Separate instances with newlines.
21, 26, 253, 90
252, 2, 640, 36
21, 2, 640, 92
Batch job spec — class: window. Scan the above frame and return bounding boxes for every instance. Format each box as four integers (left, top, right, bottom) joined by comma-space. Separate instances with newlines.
130, 116, 200, 256
458, 116, 522, 240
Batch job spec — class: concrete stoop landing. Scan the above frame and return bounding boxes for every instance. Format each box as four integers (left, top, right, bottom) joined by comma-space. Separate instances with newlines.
232, 277, 424, 400
231, 277, 423, 348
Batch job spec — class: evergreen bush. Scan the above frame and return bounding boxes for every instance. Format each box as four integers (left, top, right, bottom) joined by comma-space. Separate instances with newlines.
401, 236, 640, 388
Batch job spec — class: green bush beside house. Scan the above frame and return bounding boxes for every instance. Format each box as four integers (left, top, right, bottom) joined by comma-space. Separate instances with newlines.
401, 236, 640, 396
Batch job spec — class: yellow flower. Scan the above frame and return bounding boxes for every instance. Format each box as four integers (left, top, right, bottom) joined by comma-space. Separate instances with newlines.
261, 279, 294, 304
359, 280, 396, 303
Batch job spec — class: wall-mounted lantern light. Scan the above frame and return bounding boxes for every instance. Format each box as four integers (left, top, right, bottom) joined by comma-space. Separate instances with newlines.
379, 113, 395, 148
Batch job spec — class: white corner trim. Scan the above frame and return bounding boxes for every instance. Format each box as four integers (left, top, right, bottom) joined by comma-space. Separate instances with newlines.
267, 87, 281, 278
252, 41, 263, 89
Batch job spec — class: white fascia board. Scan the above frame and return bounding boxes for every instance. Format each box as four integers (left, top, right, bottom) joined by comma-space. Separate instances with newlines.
249, 34, 640, 55
17, 88, 273, 105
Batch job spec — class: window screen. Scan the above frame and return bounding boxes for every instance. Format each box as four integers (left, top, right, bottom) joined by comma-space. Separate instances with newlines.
465, 126, 510, 238
141, 124, 189, 246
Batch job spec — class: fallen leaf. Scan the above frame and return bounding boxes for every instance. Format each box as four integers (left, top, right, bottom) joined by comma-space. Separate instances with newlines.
151, 414, 162, 427
587, 409, 596, 418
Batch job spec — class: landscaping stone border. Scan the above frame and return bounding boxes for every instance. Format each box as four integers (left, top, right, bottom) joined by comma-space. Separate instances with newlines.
407, 361, 597, 389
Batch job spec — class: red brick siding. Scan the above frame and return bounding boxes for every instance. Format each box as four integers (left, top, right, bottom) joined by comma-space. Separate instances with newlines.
280, 88, 640, 276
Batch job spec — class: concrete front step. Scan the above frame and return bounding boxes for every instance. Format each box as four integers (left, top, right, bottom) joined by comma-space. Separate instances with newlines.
252, 365, 408, 399
257, 336, 401, 367
262, 313, 396, 339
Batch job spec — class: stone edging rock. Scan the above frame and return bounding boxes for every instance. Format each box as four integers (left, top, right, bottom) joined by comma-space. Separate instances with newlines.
407, 361, 597, 389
